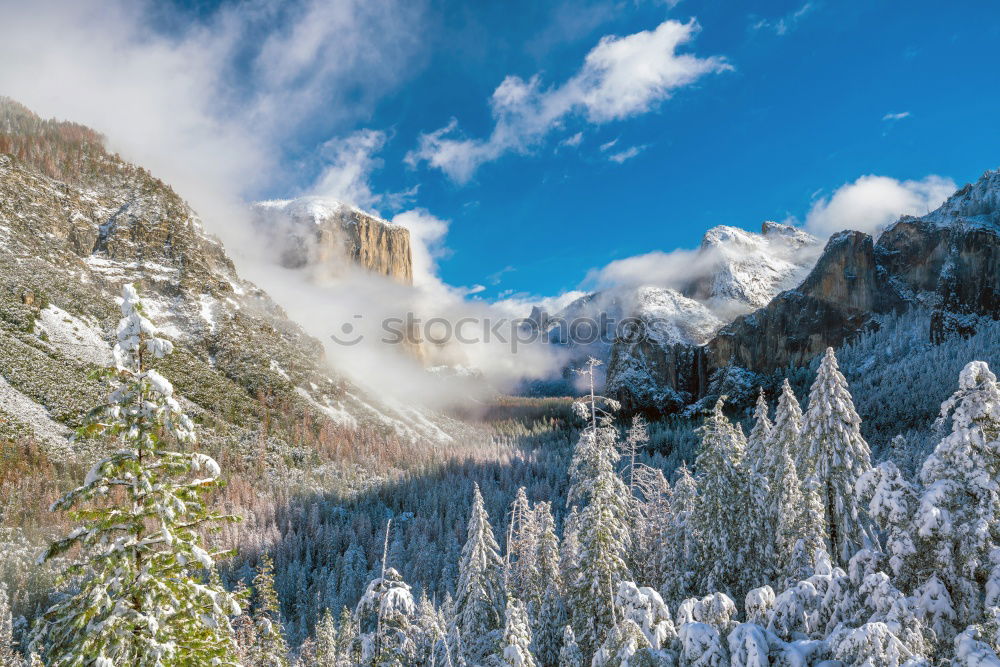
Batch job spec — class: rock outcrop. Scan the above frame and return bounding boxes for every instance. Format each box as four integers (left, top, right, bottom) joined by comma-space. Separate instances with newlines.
606, 169, 1000, 414
252, 198, 413, 284
706, 230, 905, 374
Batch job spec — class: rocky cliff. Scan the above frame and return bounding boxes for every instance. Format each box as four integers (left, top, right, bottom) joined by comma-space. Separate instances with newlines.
252, 197, 413, 284
606, 169, 1000, 414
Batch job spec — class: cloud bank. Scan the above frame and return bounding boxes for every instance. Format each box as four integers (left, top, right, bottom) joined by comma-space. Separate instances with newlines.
802, 174, 955, 237
406, 19, 729, 182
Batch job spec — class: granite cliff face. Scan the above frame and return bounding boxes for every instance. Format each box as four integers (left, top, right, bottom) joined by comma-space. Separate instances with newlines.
706, 230, 905, 374
252, 198, 413, 284
605, 169, 1000, 414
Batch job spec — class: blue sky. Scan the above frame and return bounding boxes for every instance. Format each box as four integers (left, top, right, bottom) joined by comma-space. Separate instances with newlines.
274, 0, 1000, 302
3, 0, 999, 306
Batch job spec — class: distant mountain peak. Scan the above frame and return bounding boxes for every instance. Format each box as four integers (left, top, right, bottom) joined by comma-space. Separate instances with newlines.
919, 168, 1000, 227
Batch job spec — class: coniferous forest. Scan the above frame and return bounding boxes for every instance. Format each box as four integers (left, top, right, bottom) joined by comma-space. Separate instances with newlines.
2, 284, 998, 666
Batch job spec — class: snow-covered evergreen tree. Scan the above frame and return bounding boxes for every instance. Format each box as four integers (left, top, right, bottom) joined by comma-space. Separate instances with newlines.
690, 397, 763, 600
620, 415, 649, 493
678, 622, 727, 666
557, 626, 583, 667
532, 501, 560, 596
762, 378, 803, 482
564, 398, 631, 658
913, 360, 1000, 636
660, 464, 697, 605
314, 607, 338, 667
533, 582, 566, 667
30, 284, 241, 666
508, 488, 539, 608
799, 347, 875, 565
0, 585, 16, 666
355, 567, 417, 666
591, 619, 650, 667
253, 554, 290, 666
336, 606, 359, 666
746, 388, 773, 471
454, 483, 506, 664
413, 592, 448, 666
614, 581, 676, 652
499, 598, 536, 667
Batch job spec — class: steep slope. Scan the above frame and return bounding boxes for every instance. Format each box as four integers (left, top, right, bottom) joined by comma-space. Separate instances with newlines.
606, 168, 1000, 414
0, 100, 453, 453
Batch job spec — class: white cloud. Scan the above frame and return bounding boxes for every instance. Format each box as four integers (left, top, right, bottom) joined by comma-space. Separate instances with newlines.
608, 145, 647, 163
599, 138, 619, 152
559, 132, 584, 148
390, 209, 451, 290
310, 129, 388, 210
0, 0, 426, 232
752, 2, 815, 36
882, 111, 911, 121
407, 19, 728, 182
802, 174, 955, 237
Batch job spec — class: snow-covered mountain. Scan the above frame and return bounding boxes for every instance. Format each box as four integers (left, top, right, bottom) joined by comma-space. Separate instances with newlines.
0, 99, 454, 454
524, 221, 819, 395
606, 168, 1000, 415
682, 221, 820, 318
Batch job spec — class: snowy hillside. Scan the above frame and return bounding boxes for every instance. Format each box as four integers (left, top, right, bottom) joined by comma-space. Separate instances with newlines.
0, 100, 452, 454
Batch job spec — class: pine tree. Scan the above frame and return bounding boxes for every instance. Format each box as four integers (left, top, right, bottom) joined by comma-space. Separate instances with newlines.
913, 361, 1000, 635
565, 403, 631, 659
533, 582, 566, 667
355, 567, 416, 666
559, 508, 581, 596
413, 592, 448, 665
532, 502, 561, 595
621, 415, 650, 493
557, 626, 583, 667
233, 580, 258, 666
315, 607, 338, 667
531, 502, 564, 666
30, 284, 241, 666
253, 554, 290, 667
799, 347, 875, 566
499, 598, 536, 667
761, 379, 803, 483
454, 483, 506, 664
767, 431, 828, 585
336, 606, 359, 666
660, 464, 698, 605
746, 388, 773, 471
0, 585, 16, 666
690, 397, 762, 601
508, 488, 540, 608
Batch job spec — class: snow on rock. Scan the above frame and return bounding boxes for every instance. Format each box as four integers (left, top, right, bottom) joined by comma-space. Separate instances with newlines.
35, 305, 112, 367
254, 196, 381, 224
0, 374, 71, 452
688, 221, 821, 318
918, 168, 1000, 229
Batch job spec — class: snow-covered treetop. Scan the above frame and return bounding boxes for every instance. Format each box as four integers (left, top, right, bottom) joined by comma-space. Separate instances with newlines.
113, 283, 174, 371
